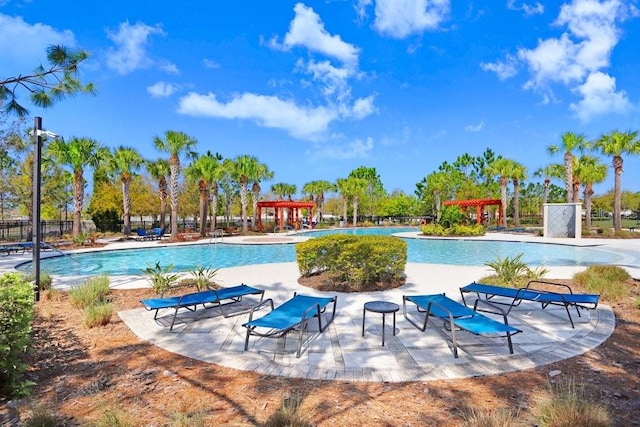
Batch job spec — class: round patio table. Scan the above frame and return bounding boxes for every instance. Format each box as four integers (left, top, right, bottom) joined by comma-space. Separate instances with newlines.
362, 301, 400, 346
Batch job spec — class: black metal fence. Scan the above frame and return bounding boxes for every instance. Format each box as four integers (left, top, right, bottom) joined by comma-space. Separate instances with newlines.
0, 220, 76, 242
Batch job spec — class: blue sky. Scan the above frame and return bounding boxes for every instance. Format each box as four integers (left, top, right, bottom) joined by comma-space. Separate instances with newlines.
2, 0, 640, 197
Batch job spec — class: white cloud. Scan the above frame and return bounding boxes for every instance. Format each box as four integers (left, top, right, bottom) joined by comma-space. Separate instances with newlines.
569, 71, 632, 121
106, 21, 165, 75
0, 13, 75, 73
312, 137, 374, 160
159, 62, 179, 74
485, 0, 635, 121
203, 58, 220, 69
507, 1, 544, 16
345, 95, 378, 119
299, 58, 353, 98
465, 121, 485, 132
270, 3, 360, 67
372, 0, 451, 39
480, 54, 518, 80
355, 0, 373, 21
177, 92, 337, 139
147, 81, 179, 98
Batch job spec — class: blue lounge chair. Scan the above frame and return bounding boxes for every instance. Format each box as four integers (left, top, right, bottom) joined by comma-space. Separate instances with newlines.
243, 293, 337, 358
134, 228, 151, 241
150, 227, 165, 240
0, 243, 26, 255
460, 280, 600, 328
403, 293, 521, 358
140, 284, 265, 330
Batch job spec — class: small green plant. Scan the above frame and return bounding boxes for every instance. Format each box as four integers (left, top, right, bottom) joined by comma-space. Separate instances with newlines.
634, 297, 640, 309
188, 264, 219, 291
68, 275, 111, 309
461, 406, 524, 426
40, 271, 53, 290
84, 301, 114, 328
73, 232, 89, 246
439, 205, 468, 228
169, 409, 208, 427
264, 393, 312, 427
535, 377, 611, 426
484, 253, 528, 287
142, 262, 179, 296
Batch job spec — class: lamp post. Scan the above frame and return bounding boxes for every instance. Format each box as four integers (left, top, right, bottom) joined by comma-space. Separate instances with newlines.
32, 117, 42, 301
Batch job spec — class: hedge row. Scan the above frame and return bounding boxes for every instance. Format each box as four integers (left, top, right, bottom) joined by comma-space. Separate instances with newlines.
420, 223, 485, 237
296, 234, 407, 288
0, 273, 35, 398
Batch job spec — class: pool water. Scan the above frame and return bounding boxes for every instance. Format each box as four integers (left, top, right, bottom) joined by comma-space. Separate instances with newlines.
24, 228, 624, 276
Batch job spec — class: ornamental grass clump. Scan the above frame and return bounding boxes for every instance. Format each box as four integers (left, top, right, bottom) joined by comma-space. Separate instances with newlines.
535, 377, 610, 427
572, 265, 630, 302
482, 253, 549, 288
68, 275, 113, 328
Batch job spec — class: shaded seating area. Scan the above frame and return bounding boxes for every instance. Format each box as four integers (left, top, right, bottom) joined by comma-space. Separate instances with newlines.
0, 243, 27, 255
243, 293, 337, 358
403, 293, 521, 358
140, 284, 265, 331
460, 281, 600, 328
134, 227, 165, 241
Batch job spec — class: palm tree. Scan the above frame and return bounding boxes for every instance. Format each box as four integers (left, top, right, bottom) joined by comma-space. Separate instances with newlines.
108, 146, 144, 236
533, 163, 565, 207
547, 132, 589, 203
574, 155, 608, 230
425, 171, 450, 222
335, 178, 350, 227
302, 180, 335, 223
509, 161, 527, 227
250, 162, 273, 230
349, 177, 369, 227
153, 131, 197, 239
145, 159, 170, 229
226, 154, 260, 234
185, 152, 222, 237
594, 130, 640, 231
47, 137, 109, 238
490, 158, 518, 227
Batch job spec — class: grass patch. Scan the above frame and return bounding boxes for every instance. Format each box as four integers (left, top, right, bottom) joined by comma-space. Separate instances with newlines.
68, 275, 111, 308
264, 394, 312, 427
92, 406, 135, 427
536, 377, 611, 426
23, 404, 58, 427
483, 253, 548, 288
84, 302, 114, 328
572, 265, 630, 302
461, 407, 525, 427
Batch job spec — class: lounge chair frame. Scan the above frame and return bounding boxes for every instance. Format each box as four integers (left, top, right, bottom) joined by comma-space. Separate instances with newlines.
141, 284, 265, 331
403, 293, 521, 358
460, 280, 600, 328
243, 293, 337, 358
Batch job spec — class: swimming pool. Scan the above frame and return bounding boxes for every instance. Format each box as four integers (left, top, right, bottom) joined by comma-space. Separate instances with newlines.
22, 228, 625, 277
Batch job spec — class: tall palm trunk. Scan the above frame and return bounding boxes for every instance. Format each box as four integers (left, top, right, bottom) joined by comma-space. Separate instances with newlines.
317, 193, 324, 222
198, 179, 208, 237
169, 156, 179, 239
210, 181, 219, 232
240, 179, 248, 233
352, 195, 359, 227
121, 177, 131, 235
564, 152, 573, 203
252, 182, 260, 230
584, 184, 594, 230
542, 178, 550, 206
613, 155, 623, 231
500, 177, 508, 227
72, 169, 84, 237
434, 190, 441, 223
158, 176, 167, 229
513, 178, 520, 227
342, 196, 348, 227
572, 177, 580, 203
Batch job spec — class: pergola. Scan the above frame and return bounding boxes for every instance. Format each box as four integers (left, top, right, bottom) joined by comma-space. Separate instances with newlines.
256, 200, 315, 230
443, 198, 503, 225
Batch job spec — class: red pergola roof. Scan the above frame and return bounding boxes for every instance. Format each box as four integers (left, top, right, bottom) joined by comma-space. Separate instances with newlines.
443, 198, 503, 225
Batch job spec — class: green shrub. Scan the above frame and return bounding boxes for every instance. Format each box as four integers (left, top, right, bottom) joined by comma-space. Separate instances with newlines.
421, 223, 485, 237
420, 223, 446, 236
84, 302, 114, 328
0, 273, 36, 398
40, 271, 53, 290
68, 275, 111, 309
188, 265, 219, 291
483, 253, 548, 288
296, 234, 407, 290
143, 262, 178, 296
572, 265, 630, 302
439, 205, 468, 227
24, 404, 58, 427
536, 378, 610, 426
92, 406, 135, 427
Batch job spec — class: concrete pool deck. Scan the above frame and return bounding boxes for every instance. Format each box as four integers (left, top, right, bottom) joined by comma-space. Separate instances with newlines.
2, 230, 638, 383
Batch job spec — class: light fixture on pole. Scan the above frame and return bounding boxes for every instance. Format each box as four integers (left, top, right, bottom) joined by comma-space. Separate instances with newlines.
31, 119, 61, 302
